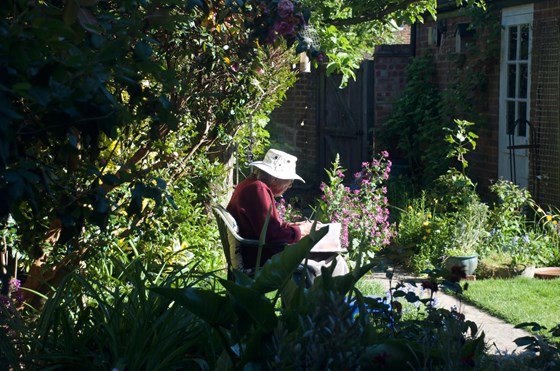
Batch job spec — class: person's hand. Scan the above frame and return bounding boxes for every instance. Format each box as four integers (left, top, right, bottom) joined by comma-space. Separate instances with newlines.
297, 220, 322, 237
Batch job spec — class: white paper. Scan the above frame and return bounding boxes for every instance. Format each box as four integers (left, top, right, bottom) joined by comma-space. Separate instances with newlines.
310, 223, 347, 253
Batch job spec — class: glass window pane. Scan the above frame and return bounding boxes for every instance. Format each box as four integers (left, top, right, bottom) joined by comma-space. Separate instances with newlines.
520, 24, 529, 60
507, 64, 517, 98
518, 102, 527, 137
507, 101, 516, 135
508, 26, 518, 60
519, 63, 528, 98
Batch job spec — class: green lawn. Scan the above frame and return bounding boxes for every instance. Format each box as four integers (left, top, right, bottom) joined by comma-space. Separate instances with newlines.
463, 277, 560, 343
358, 273, 560, 344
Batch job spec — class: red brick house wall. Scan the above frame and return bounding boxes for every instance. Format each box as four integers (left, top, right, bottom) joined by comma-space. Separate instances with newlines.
270, 1, 560, 208
268, 69, 321, 208
531, 1, 560, 206
413, 11, 501, 196
268, 70, 319, 185
372, 44, 412, 151
413, 1, 560, 206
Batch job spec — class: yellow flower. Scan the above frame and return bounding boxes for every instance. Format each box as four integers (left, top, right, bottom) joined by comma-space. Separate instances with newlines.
428, 213, 432, 219
422, 221, 429, 226
546, 215, 553, 221
554, 220, 558, 225
422, 236, 427, 240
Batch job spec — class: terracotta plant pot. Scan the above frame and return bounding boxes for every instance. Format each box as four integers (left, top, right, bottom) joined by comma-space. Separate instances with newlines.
534, 267, 560, 279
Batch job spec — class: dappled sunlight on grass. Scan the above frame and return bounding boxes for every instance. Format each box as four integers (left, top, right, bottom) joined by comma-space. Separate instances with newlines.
463, 277, 560, 344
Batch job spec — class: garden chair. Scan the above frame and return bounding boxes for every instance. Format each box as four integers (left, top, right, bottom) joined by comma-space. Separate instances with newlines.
212, 204, 292, 281
213, 205, 347, 287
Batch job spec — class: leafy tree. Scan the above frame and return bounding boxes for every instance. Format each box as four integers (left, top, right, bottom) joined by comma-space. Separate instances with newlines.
303, 0, 485, 85
0, 0, 300, 304
0, 0, 486, 307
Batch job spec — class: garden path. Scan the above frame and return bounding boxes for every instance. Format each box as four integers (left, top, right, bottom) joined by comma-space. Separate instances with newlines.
368, 267, 533, 356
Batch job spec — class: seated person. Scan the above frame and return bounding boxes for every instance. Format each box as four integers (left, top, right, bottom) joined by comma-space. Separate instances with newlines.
227, 149, 348, 279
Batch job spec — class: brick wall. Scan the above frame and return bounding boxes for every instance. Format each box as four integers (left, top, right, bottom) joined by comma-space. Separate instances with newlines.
372, 44, 412, 151
268, 70, 320, 209
414, 12, 503, 199
532, 1, 560, 206
413, 2, 560, 206
268, 69, 318, 181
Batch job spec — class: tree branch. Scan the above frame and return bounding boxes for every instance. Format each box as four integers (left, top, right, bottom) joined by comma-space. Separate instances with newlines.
325, 0, 422, 27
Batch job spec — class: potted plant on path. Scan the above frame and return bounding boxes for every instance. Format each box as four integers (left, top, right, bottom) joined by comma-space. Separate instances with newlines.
434, 119, 489, 276
443, 201, 489, 276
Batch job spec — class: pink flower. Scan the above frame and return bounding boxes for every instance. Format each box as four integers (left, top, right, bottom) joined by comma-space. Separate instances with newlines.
277, 0, 294, 18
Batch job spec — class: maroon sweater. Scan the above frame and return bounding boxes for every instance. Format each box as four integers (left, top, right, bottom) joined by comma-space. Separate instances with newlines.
227, 178, 301, 268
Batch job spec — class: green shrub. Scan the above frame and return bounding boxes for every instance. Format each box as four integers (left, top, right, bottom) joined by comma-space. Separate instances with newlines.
154, 235, 487, 370
0, 258, 216, 370
377, 54, 449, 191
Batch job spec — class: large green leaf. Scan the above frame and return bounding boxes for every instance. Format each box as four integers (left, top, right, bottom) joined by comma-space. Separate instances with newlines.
219, 279, 277, 331
151, 287, 234, 328
251, 225, 328, 294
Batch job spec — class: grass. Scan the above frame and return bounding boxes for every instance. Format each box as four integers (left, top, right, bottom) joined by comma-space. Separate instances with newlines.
355, 277, 387, 296
462, 276, 560, 344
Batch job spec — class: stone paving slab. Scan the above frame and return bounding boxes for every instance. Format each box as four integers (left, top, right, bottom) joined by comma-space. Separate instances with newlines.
368, 269, 533, 355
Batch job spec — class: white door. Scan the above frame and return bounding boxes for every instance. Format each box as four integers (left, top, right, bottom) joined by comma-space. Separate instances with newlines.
498, 4, 533, 188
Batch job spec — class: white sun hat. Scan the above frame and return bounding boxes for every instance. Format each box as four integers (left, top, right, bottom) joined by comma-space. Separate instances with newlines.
250, 149, 305, 183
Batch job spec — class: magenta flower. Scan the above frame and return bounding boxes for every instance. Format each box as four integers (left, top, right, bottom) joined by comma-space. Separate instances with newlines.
277, 0, 294, 18
266, 30, 278, 45
318, 152, 394, 253
273, 20, 295, 36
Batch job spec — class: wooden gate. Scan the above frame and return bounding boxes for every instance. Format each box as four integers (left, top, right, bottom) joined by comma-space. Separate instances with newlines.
317, 61, 374, 182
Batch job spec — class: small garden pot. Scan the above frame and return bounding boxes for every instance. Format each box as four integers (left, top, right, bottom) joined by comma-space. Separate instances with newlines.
515, 264, 536, 278
444, 254, 478, 276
